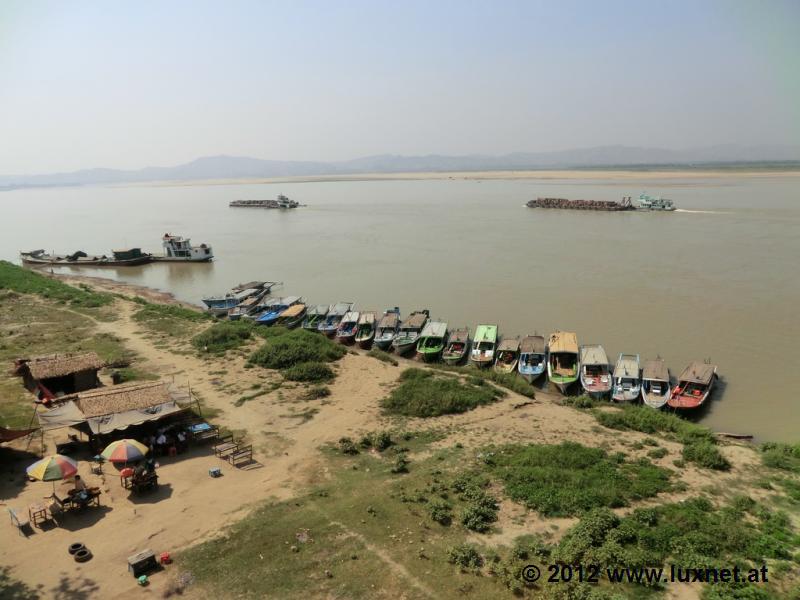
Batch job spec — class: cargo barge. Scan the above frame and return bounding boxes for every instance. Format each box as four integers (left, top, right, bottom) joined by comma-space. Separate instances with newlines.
229, 194, 300, 209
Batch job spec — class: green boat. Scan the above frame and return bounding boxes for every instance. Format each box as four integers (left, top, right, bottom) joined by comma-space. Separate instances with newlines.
470, 324, 498, 368
547, 331, 579, 393
415, 321, 448, 362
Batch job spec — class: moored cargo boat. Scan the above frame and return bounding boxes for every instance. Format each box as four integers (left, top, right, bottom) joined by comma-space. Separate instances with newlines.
641, 358, 671, 409
374, 307, 401, 350
470, 324, 498, 368
667, 361, 717, 410
21, 248, 152, 267
611, 353, 641, 402
442, 328, 470, 365
579, 344, 612, 398
416, 321, 448, 362
392, 310, 429, 356
151, 233, 214, 262
276, 303, 307, 328
547, 331, 579, 393
518, 335, 546, 382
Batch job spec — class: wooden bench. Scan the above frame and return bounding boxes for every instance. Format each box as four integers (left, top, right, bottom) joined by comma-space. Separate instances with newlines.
189, 422, 219, 443
213, 435, 238, 458
8, 508, 31, 537
228, 444, 253, 467
130, 472, 159, 494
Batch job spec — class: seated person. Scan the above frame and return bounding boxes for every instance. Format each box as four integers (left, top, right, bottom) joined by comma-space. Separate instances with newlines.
71, 475, 90, 505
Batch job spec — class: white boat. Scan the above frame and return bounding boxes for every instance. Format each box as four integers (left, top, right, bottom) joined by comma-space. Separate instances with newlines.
374, 307, 401, 350
641, 358, 671, 409
152, 233, 214, 262
518, 335, 546, 382
579, 345, 612, 398
612, 353, 641, 402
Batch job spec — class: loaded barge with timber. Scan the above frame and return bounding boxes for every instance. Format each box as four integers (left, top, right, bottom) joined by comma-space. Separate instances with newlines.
527, 193, 677, 211
229, 195, 300, 209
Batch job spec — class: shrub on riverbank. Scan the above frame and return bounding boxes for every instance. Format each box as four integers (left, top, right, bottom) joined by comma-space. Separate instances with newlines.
249, 329, 346, 369
0, 260, 112, 308
283, 361, 334, 383
761, 442, 800, 473
429, 363, 535, 398
192, 320, 256, 354
485, 441, 672, 517
381, 368, 504, 417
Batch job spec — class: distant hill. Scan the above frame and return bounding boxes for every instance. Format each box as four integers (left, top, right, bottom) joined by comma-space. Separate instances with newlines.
2, 144, 799, 189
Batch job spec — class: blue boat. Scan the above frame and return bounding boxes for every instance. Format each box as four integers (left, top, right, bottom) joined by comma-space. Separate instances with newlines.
255, 296, 302, 326
318, 302, 354, 336
518, 335, 546, 382
202, 281, 277, 316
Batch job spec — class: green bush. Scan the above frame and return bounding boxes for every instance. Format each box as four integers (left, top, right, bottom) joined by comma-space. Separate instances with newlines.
305, 386, 331, 400
192, 320, 256, 353
647, 447, 668, 459
381, 368, 504, 417
134, 302, 209, 323
283, 362, 334, 383
390, 455, 409, 474
487, 442, 672, 517
682, 441, 731, 471
447, 544, 483, 570
360, 430, 393, 451
426, 498, 453, 525
249, 329, 346, 369
338, 437, 359, 455
760, 442, 800, 472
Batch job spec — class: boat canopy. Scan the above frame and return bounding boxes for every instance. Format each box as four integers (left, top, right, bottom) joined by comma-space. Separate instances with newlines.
281, 296, 301, 305
378, 312, 400, 328
614, 354, 640, 377
341, 311, 359, 323
642, 359, 669, 381
307, 304, 330, 316
279, 304, 305, 318
420, 321, 447, 339
580, 345, 608, 366
330, 302, 353, 317
358, 311, 377, 325
402, 311, 429, 329
448, 328, 469, 343
497, 338, 520, 352
549, 331, 578, 354
520, 335, 545, 354
473, 325, 498, 343
678, 361, 716, 384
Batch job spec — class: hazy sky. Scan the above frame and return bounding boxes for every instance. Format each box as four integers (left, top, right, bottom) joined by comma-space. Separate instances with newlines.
1, 0, 798, 174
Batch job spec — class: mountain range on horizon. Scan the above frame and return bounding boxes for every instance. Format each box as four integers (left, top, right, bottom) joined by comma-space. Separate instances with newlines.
3, 144, 800, 189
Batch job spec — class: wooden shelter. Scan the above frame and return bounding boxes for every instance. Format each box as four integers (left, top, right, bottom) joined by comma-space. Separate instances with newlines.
14, 352, 105, 400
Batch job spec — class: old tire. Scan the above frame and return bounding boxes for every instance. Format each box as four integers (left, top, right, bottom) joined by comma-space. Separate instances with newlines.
74, 548, 92, 563
68, 543, 85, 555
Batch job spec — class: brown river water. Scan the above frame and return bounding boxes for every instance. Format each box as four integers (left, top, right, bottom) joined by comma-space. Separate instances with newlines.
1, 175, 798, 441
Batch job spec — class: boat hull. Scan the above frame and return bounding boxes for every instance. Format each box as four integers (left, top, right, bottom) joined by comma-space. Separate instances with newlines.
373, 338, 394, 351
494, 362, 518, 374
518, 368, 545, 383
611, 389, 641, 403
642, 390, 669, 409
356, 336, 375, 349
416, 350, 442, 363
22, 255, 152, 267
442, 352, 467, 366
392, 340, 417, 356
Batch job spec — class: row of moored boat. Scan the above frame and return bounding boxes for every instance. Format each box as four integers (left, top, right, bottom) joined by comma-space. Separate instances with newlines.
201, 285, 718, 411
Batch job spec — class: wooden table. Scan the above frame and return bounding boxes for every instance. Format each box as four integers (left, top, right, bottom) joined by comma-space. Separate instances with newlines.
28, 503, 49, 527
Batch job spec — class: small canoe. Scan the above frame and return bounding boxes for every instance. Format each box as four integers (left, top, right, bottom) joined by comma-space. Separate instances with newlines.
416, 321, 448, 362
470, 324, 498, 368
374, 307, 401, 350
392, 310, 429, 356
494, 338, 520, 374
355, 311, 378, 349
667, 361, 717, 410
336, 311, 360, 344
518, 335, 546, 382
302, 304, 330, 331
579, 344, 612, 398
547, 331, 579, 393
612, 353, 641, 402
276, 303, 307, 328
641, 358, 671, 409
442, 328, 470, 365
318, 302, 354, 336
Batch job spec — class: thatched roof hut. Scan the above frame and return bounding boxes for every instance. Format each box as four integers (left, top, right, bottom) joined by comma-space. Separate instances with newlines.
14, 352, 105, 398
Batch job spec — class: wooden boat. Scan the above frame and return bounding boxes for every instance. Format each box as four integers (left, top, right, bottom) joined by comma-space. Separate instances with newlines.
641, 358, 671, 409
518, 335, 546, 382
227, 289, 269, 321
547, 331, 579, 393
494, 338, 520, 374
355, 311, 378, 349
579, 345, 612, 398
302, 305, 330, 331
204, 282, 277, 316
276, 303, 307, 328
21, 248, 152, 267
667, 361, 717, 410
392, 310, 429, 356
442, 328, 470, 365
255, 296, 302, 326
373, 307, 401, 350
470, 324, 498, 368
336, 311, 360, 344
150, 233, 214, 262
611, 354, 641, 402
318, 302, 354, 336
416, 321, 448, 362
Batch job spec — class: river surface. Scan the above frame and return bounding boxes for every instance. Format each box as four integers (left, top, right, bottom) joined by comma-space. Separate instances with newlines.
2, 175, 798, 441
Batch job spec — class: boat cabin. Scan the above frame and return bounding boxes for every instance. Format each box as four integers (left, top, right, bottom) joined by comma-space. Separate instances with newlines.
162, 233, 213, 260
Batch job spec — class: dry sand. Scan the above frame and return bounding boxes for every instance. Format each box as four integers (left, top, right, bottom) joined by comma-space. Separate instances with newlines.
0, 275, 758, 599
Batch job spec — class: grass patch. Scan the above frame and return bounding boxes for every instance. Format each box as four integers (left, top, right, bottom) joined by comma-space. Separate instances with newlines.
381, 368, 504, 417
367, 348, 398, 366
485, 442, 673, 517
111, 367, 158, 384
249, 329, 346, 369
0, 260, 112, 308
761, 442, 800, 473
192, 320, 257, 354
283, 362, 334, 383
133, 300, 210, 337
304, 385, 331, 400
682, 440, 731, 471
430, 362, 535, 398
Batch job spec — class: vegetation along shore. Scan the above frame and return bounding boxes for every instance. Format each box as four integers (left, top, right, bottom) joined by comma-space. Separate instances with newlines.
0, 260, 798, 599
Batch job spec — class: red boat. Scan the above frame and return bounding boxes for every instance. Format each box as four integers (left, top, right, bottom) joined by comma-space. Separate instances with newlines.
667, 361, 717, 409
